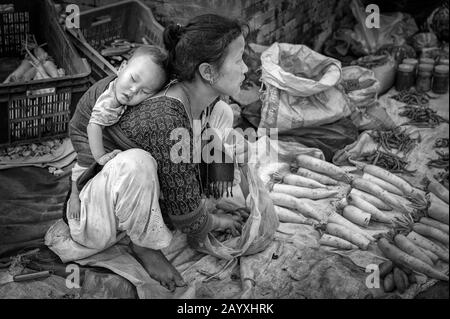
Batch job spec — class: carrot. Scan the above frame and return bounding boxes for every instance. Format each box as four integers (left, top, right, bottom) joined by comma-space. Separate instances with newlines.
350, 189, 392, 211
327, 212, 375, 241
419, 217, 449, 234
352, 178, 410, 213
272, 171, 326, 188
428, 193, 449, 225
378, 238, 449, 281
296, 167, 339, 185
427, 176, 449, 204
413, 223, 449, 246
326, 223, 371, 250
362, 173, 403, 196
271, 184, 339, 200
274, 205, 316, 225
343, 205, 371, 227
296, 155, 350, 182
43, 60, 59, 78
269, 192, 324, 221
406, 231, 449, 262
394, 234, 434, 266
347, 193, 392, 223
319, 234, 358, 250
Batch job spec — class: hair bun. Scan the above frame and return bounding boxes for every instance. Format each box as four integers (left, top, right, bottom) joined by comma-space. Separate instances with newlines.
163, 23, 184, 51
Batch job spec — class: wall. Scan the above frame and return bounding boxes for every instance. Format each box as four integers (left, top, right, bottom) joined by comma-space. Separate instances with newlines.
65, 0, 347, 48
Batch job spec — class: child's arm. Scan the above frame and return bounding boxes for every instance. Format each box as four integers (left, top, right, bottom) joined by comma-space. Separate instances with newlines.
87, 122, 107, 164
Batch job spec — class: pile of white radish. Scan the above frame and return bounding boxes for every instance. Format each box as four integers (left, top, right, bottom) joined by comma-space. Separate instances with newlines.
2, 36, 65, 84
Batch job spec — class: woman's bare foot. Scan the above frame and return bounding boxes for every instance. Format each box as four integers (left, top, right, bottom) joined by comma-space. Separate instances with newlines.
131, 243, 186, 292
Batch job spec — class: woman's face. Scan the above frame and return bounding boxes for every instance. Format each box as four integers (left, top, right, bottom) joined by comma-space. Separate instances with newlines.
212, 35, 248, 97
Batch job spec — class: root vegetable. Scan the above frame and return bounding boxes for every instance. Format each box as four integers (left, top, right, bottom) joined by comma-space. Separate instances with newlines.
393, 267, 408, 293
274, 205, 316, 225
326, 223, 371, 250
259, 162, 290, 187
362, 173, 403, 196
34, 47, 48, 63
363, 164, 415, 196
22, 66, 37, 82
272, 183, 338, 199
419, 246, 439, 264
383, 273, 396, 292
427, 175, 449, 204
352, 178, 410, 213
319, 234, 358, 250
269, 192, 324, 221
2, 59, 33, 83
350, 189, 392, 211
406, 231, 449, 262
273, 171, 326, 188
347, 194, 392, 223
296, 155, 350, 182
413, 223, 449, 246
428, 193, 449, 225
394, 234, 434, 266
379, 260, 394, 278
296, 167, 339, 185
43, 60, 59, 78
343, 205, 371, 227
327, 211, 375, 241
419, 217, 449, 234
378, 238, 449, 281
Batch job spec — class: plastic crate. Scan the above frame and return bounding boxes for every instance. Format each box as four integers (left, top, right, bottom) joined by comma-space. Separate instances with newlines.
0, 0, 92, 148
67, 0, 164, 80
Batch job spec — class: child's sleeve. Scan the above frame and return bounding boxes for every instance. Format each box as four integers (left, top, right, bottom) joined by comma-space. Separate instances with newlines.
89, 81, 125, 127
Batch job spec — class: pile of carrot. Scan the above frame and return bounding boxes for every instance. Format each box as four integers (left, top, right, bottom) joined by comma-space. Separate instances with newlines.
2, 35, 65, 84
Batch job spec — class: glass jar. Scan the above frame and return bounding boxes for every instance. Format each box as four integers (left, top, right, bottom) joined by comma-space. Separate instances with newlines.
416, 64, 434, 92
420, 57, 435, 66
432, 65, 449, 94
403, 58, 418, 73
396, 64, 415, 91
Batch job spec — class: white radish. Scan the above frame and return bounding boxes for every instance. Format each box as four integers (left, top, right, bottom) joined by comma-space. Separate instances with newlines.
407, 231, 449, 262
272, 184, 338, 200
352, 178, 410, 213
326, 223, 370, 250
347, 193, 392, 223
274, 205, 316, 225
259, 162, 290, 187
296, 167, 339, 185
269, 192, 324, 222
362, 173, 403, 196
319, 234, 358, 250
428, 193, 449, 225
327, 211, 375, 242
350, 189, 392, 211
343, 205, 371, 227
273, 171, 326, 188
296, 155, 350, 182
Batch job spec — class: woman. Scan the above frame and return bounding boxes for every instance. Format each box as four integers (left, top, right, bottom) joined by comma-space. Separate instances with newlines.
51, 14, 249, 292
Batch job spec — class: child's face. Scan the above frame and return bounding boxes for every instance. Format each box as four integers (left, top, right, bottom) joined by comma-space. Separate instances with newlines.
115, 55, 166, 106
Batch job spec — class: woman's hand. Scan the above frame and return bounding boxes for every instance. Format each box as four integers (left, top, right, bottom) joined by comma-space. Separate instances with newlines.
212, 213, 243, 237
67, 192, 81, 221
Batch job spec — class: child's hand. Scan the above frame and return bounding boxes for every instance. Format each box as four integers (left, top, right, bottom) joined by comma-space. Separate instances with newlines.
97, 149, 122, 165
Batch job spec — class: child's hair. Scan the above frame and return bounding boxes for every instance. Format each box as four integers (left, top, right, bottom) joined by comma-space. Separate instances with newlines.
163, 14, 248, 81
128, 45, 169, 71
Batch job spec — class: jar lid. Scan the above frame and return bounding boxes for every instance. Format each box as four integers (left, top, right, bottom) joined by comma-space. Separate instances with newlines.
434, 65, 449, 74
418, 64, 434, 72
403, 58, 418, 65
420, 57, 435, 65
398, 64, 414, 72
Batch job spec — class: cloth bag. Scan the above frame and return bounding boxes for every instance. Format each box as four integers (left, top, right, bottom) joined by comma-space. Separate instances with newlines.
259, 43, 351, 132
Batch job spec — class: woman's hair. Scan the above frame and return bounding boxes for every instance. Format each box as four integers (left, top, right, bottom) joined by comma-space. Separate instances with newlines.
163, 14, 248, 81
128, 45, 169, 71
